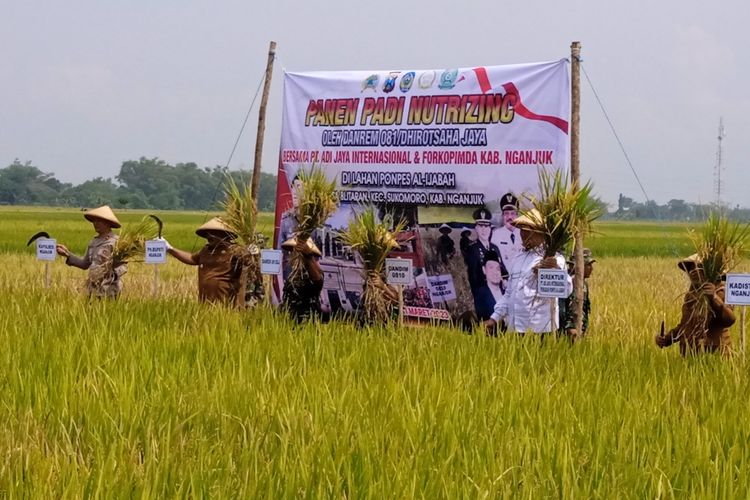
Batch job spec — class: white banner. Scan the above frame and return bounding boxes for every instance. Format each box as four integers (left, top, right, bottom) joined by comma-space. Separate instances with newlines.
274, 60, 570, 320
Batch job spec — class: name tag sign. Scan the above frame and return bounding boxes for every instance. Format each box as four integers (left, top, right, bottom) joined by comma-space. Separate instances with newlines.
145, 240, 168, 264
261, 249, 283, 275
386, 258, 413, 285
36, 238, 57, 261
537, 269, 569, 298
427, 274, 457, 302
725, 274, 750, 305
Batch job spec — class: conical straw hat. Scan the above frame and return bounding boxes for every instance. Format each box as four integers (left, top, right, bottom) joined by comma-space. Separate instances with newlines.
84, 205, 121, 228
195, 217, 237, 238
677, 253, 701, 271
281, 236, 322, 257
511, 208, 543, 229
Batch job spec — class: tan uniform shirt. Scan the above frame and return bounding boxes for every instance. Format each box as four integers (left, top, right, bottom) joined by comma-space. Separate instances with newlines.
193, 242, 242, 303
66, 233, 127, 298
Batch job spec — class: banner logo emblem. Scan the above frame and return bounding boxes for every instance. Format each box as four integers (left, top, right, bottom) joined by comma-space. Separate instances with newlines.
399, 71, 415, 93
361, 74, 379, 92
418, 70, 436, 89
382, 72, 399, 93
438, 69, 459, 89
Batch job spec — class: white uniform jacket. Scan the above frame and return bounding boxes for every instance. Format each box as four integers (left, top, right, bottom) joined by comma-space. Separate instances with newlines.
490, 249, 572, 333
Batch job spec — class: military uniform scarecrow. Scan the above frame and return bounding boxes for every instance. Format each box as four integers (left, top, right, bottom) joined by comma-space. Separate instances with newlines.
558, 248, 595, 338
281, 237, 324, 322
655, 254, 735, 356
56, 205, 127, 299
164, 218, 244, 304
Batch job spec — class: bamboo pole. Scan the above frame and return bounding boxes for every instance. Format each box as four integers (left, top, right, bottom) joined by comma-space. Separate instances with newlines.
152, 265, 159, 298
741, 306, 746, 358
570, 41, 585, 340
250, 41, 277, 212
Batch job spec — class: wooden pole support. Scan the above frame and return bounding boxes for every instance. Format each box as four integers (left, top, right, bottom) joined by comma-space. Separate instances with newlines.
398, 284, 404, 327
570, 41, 585, 338
250, 41, 277, 214
741, 306, 746, 357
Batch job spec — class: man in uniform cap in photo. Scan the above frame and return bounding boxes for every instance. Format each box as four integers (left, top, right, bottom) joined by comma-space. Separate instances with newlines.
490, 192, 522, 282
466, 207, 504, 301
56, 205, 127, 299
655, 253, 735, 356
436, 223, 456, 265
162, 217, 244, 304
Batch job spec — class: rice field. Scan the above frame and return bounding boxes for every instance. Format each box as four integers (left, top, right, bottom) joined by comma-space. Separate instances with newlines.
1, 207, 749, 498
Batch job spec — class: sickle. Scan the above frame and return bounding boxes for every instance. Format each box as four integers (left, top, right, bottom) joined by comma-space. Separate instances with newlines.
27, 231, 51, 246
660, 320, 665, 337
149, 215, 163, 238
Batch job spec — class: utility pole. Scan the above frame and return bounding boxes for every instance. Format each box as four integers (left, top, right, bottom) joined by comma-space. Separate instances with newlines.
713, 117, 725, 209
570, 41, 585, 340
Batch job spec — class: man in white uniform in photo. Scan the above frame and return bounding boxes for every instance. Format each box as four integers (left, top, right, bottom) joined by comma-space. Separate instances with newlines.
490, 192, 522, 278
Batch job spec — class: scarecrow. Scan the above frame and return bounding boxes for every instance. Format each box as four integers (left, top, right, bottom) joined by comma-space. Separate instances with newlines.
655, 254, 735, 356
459, 227, 473, 264
281, 236, 325, 322
56, 205, 127, 298
484, 209, 571, 336
559, 248, 595, 338
436, 223, 456, 265
163, 217, 244, 304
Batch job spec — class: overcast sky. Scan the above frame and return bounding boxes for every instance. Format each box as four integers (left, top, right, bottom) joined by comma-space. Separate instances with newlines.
2, 0, 747, 207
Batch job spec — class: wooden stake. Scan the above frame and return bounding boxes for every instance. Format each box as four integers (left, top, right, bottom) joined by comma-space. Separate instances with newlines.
741, 306, 746, 357
44, 262, 51, 289
570, 41, 585, 337
250, 41, 277, 211
398, 284, 404, 327
152, 265, 159, 298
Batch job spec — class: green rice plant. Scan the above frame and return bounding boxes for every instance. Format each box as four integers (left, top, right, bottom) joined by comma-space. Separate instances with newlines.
524, 169, 605, 257
337, 205, 405, 324
688, 211, 750, 283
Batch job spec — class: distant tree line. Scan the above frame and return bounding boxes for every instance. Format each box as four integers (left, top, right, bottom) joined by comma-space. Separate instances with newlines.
607, 193, 750, 221
0, 158, 277, 211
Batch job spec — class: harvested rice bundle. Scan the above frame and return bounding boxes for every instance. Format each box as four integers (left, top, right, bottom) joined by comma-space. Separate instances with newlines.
523, 169, 604, 258
338, 206, 405, 325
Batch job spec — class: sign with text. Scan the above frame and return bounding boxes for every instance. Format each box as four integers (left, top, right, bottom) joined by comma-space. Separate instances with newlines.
537, 269, 570, 298
144, 240, 167, 264
36, 238, 56, 261
273, 60, 571, 320
261, 249, 283, 275
385, 258, 413, 285
725, 274, 750, 305
427, 274, 457, 303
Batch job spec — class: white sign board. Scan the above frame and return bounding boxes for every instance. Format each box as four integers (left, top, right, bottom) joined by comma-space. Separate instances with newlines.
537, 269, 570, 298
725, 274, 750, 305
427, 274, 457, 303
36, 238, 57, 261
385, 258, 413, 285
261, 249, 283, 275
145, 240, 168, 264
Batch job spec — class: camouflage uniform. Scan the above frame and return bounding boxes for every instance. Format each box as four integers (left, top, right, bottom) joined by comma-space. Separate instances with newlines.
66, 233, 127, 298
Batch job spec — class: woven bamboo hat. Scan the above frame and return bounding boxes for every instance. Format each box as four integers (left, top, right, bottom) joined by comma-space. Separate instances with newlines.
439, 223, 452, 234
84, 205, 121, 228
281, 236, 322, 257
511, 209, 543, 230
195, 217, 237, 239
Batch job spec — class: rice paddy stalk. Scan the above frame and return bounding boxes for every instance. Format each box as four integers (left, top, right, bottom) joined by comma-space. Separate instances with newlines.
337, 206, 405, 324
